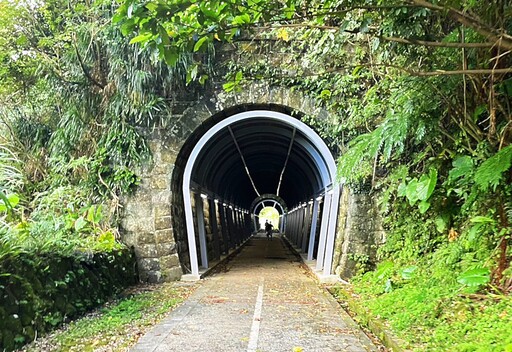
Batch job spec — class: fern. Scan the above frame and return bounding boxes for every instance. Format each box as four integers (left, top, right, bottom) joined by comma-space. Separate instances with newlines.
474, 145, 512, 191
338, 126, 384, 183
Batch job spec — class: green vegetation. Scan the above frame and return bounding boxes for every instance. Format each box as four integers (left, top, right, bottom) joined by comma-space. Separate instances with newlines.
21, 283, 195, 352
334, 256, 512, 351
114, 0, 511, 349
258, 206, 280, 230
0, 1, 192, 348
1, 0, 511, 350
0, 0, 187, 258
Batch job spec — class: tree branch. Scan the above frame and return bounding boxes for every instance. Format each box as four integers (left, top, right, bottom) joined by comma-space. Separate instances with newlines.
72, 37, 105, 90
379, 35, 494, 48
406, 67, 512, 76
408, 0, 512, 51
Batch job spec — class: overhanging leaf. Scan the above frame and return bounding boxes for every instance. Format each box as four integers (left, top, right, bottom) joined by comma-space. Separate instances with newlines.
416, 168, 437, 201
448, 155, 474, 183
74, 216, 88, 232
475, 145, 512, 191
405, 179, 419, 205
129, 32, 153, 44
457, 268, 490, 287
418, 200, 430, 214
193, 36, 209, 52
470, 216, 495, 224
401, 266, 418, 280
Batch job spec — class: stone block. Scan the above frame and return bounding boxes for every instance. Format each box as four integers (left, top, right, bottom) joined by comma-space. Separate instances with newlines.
152, 190, 171, 204
137, 232, 156, 245
124, 201, 153, 218
146, 271, 162, 283
160, 149, 178, 164
148, 140, 161, 154
155, 229, 173, 243
155, 216, 172, 230
124, 189, 153, 203
156, 243, 176, 256
138, 258, 160, 271
160, 254, 180, 269
154, 204, 172, 218
122, 216, 154, 233
150, 176, 170, 190
136, 244, 158, 258
121, 232, 137, 247
151, 163, 173, 175
162, 267, 183, 281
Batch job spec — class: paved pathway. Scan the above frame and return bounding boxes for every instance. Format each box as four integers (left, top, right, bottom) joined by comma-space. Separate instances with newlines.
131, 234, 378, 352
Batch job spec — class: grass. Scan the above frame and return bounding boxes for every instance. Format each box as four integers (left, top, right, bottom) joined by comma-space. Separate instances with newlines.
20, 282, 197, 352
333, 260, 512, 352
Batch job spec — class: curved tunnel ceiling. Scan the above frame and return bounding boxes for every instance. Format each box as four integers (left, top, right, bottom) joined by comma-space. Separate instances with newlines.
191, 113, 334, 209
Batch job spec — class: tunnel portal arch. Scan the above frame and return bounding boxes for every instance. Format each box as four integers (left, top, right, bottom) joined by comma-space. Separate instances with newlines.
250, 194, 287, 232
120, 85, 383, 283
180, 109, 341, 279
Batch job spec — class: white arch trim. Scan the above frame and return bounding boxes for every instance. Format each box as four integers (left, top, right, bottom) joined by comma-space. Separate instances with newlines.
183, 110, 340, 277
252, 199, 285, 215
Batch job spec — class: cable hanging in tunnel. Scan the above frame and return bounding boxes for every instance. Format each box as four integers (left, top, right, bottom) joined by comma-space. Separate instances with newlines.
228, 126, 261, 197
276, 127, 296, 197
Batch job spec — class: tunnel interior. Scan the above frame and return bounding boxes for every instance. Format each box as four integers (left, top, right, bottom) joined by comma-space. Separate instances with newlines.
172, 105, 340, 277
191, 116, 330, 208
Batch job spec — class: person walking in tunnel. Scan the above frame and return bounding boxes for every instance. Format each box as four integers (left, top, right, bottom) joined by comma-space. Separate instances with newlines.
265, 220, 273, 241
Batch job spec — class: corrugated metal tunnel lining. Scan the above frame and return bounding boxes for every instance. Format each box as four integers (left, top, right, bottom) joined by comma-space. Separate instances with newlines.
181, 108, 341, 279
191, 117, 329, 208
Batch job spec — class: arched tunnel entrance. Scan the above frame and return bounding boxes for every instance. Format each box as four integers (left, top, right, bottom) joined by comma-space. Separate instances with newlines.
251, 194, 287, 233
172, 106, 341, 279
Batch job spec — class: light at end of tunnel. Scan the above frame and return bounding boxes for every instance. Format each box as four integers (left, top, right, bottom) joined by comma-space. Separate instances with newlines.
200, 193, 208, 199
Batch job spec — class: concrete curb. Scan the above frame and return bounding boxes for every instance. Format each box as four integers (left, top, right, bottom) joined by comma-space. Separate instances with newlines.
330, 286, 411, 352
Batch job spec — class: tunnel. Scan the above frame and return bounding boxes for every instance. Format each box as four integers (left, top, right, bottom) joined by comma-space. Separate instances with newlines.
172, 104, 341, 279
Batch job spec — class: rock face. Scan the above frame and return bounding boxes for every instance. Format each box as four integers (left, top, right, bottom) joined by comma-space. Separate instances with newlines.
119, 82, 384, 282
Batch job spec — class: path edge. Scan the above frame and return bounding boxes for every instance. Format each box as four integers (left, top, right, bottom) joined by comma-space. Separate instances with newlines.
282, 235, 411, 352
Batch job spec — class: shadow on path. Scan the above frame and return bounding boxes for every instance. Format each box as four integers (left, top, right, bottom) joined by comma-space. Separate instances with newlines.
131, 234, 378, 352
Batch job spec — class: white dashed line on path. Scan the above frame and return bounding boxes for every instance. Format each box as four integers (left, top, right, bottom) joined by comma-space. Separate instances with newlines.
247, 278, 265, 352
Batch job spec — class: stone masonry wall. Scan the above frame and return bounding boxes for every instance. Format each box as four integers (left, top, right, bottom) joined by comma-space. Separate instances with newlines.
120, 128, 183, 282
332, 188, 386, 279
120, 82, 328, 282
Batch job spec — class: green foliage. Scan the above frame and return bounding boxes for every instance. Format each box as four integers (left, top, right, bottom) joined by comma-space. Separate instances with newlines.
1, 0, 511, 348
0, 0, 195, 259
457, 268, 490, 288
0, 249, 138, 351
21, 283, 192, 352
336, 267, 512, 351
474, 145, 512, 192
397, 168, 437, 213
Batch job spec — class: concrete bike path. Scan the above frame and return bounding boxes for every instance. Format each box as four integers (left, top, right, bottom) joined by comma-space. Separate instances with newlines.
131, 234, 378, 352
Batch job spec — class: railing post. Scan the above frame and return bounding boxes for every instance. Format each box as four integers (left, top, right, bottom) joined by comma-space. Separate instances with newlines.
307, 198, 320, 260
316, 192, 332, 271
194, 193, 209, 269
